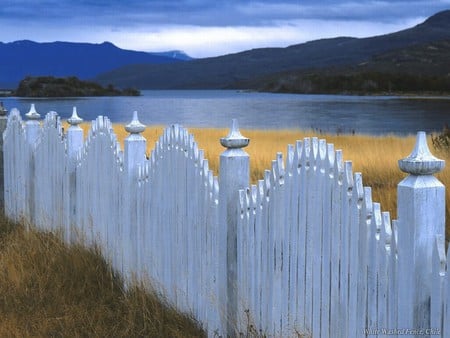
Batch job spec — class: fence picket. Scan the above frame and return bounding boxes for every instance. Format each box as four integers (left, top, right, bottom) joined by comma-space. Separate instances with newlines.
330, 149, 344, 337
444, 247, 450, 337
288, 140, 302, 332
431, 235, 446, 334
348, 172, 363, 337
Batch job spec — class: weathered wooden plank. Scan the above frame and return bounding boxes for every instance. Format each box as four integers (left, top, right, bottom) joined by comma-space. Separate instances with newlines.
348, 172, 363, 338
431, 234, 446, 333
339, 160, 353, 338
270, 154, 284, 335
254, 180, 264, 330
249, 184, 258, 330
288, 140, 302, 333
377, 210, 391, 332
283, 144, 294, 333
261, 170, 272, 334
301, 137, 313, 334
388, 219, 398, 334
311, 139, 325, 338
444, 247, 450, 338
330, 149, 343, 337
320, 142, 334, 338
356, 186, 373, 336
367, 201, 380, 332
237, 188, 247, 332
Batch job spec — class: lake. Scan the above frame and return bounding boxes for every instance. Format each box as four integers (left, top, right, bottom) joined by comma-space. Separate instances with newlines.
2, 90, 450, 135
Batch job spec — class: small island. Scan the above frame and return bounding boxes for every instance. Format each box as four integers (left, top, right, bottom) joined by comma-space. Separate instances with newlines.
14, 76, 140, 97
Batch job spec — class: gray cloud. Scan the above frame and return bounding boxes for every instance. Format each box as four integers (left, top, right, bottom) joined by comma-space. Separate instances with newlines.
0, 0, 448, 56
2, 0, 447, 26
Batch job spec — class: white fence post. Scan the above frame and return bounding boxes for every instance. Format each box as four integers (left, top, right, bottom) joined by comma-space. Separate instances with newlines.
66, 107, 83, 242
24, 104, 41, 224
123, 111, 146, 280
218, 119, 249, 335
0, 102, 7, 213
397, 131, 445, 333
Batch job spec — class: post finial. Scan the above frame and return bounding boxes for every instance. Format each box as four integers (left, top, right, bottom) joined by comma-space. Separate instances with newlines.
125, 111, 146, 134
220, 119, 249, 149
398, 131, 445, 175
68, 107, 83, 126
25, 103, 41, 120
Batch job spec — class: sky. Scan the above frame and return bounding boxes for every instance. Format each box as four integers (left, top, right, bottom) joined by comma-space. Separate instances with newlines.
1, 0, 449, 58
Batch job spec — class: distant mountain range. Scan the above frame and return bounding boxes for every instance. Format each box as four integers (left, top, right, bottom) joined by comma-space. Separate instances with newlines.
2, 10, 450, 94
95, 10, 450, 92
254, 39, 450, 94
0, 40, 191, 88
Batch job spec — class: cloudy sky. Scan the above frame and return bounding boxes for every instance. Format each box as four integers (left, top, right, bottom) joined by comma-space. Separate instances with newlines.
1, 1, 449, 58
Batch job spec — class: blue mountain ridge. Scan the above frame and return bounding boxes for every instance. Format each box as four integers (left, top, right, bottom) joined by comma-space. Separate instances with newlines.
0, 40, 192, 88
95, 10, 450, 90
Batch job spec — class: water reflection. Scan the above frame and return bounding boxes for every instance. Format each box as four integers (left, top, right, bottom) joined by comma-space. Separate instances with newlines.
2, 90, 449, 135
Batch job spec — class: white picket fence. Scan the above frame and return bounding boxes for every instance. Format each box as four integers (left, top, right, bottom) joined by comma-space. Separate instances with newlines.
236, 138, 449, 337
2, 104, 449, 337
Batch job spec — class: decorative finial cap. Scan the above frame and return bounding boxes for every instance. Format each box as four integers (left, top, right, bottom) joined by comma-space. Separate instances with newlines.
68, 107, 83, 126
125, 111, 146, 134
25, 103, 40, 120
399, 131, 445, 175
220, 119, 249, 149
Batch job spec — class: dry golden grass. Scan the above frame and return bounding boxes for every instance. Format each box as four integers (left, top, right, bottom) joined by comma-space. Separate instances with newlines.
0, 215, 205, 337
68, 121, 450, 241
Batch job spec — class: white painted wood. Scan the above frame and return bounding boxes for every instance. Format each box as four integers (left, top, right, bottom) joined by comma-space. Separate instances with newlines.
356, 186, 372, 336
297, 138, 309, 333
339, 160, 353, 338
397, 131, 446, 332
388, 219, 399, 334
444, 247, 450, 338
376, 209, 389, 331
348, 172, 363, 338
304, 137, 315, 334
311, 139, 326, 338
219, 119, 250, 336
3, 108, 29, 222
330, 149, 344, 337
66, 107, 84, 244
4, 111, 448, 338
431, 234, 446, 334
320, 142, 334, 338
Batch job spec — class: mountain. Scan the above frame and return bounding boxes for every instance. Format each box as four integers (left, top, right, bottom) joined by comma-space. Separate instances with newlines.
251, 39, 450, 94
95, 10, 450, 90
0, 40, 191, 88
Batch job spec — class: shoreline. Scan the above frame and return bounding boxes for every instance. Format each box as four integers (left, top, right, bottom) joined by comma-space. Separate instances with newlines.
2, 87, 450, 99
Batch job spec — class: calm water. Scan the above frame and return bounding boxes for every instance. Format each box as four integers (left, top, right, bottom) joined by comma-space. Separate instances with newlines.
2, 90, 450, 135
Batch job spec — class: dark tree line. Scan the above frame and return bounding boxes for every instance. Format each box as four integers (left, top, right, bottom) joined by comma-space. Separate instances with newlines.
15, 76, 140, 97
263, 71, 450, 95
